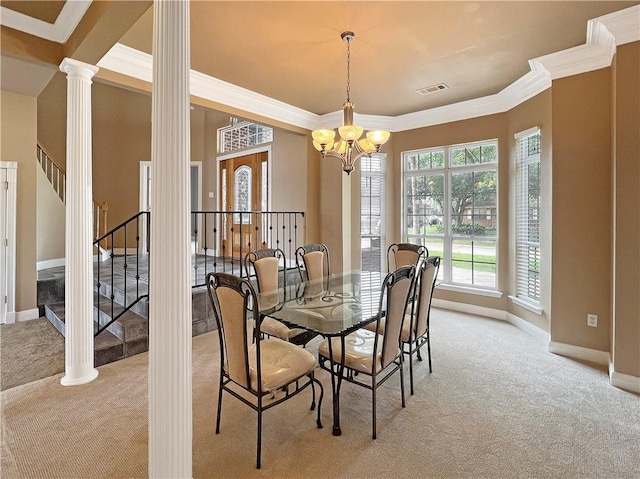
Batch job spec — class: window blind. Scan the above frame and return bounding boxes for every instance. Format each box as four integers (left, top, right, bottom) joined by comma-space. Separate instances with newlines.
515, 128, 541, 304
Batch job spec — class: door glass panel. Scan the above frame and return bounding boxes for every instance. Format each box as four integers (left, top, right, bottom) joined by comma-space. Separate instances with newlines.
234, 165, 252, 224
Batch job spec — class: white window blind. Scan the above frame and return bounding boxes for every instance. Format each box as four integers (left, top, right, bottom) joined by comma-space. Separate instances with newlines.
515, 128, 541, 304
361, 155, 386, 275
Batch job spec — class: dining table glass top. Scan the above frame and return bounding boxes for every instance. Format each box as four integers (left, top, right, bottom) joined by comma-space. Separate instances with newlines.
258, 270, 384, 336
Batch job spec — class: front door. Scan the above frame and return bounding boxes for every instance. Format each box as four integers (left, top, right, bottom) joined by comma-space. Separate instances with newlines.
220, 152, 268, 259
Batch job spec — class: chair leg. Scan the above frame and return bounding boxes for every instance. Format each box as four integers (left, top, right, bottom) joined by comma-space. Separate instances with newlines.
409, 349, 415, 395
313, 377, 324, 429
400, 359, 406, 408
372, 384, 377, 440
309, 373, 317, 411
427, 334, 433, 373
215, 376, 224, 434
256, 403, 263, 469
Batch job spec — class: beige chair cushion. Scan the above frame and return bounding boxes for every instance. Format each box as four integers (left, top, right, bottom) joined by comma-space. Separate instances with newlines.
364, 313, 415, 342
304, 251, 325, 280
255, 256, 279, 292
260, 317, 307, 341
394, 250, 419, 268
317, 329, 400, 375
247, 338, 316, 393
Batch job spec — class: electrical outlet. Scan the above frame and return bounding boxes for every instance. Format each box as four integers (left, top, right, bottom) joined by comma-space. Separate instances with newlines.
587, 314, 598, 328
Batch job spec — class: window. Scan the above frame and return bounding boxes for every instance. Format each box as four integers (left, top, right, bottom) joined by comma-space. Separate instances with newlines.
514, 128, 541, 305
361, 154, 386, 276
402, 140, 498, 289
218, 119, 273, 153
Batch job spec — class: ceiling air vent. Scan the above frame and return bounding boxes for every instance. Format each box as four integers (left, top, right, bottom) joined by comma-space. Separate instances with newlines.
416, 83, 449, 95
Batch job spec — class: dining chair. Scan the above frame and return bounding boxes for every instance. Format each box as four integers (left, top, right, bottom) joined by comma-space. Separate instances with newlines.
244, 248, 317, 346
295, 243, 330, 282
366, 256, 440, 395
317, 264, 416, 440
387, 243, 427, 272
206, 272, 323, 469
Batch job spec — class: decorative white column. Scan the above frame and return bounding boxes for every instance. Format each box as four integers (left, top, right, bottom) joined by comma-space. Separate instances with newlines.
59, 58, 99, 387
148, 0, 192, 477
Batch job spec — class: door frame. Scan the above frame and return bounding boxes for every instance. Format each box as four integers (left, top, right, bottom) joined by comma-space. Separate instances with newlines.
139, 161, 203, 255
216, 145, 272, 257
0, 161, 17, 325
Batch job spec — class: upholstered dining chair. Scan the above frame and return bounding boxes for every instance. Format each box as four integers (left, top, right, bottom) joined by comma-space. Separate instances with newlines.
365, 256, 440, 395
206, 272, 323, 469
387, 243, 427, 272
245, 248, 316, 347
295, 243, 330, 282
317, 264, 416, 440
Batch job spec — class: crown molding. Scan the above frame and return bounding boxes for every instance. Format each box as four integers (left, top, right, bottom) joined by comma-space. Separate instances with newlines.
0, 1, 91, 43
97, 5, 639, 132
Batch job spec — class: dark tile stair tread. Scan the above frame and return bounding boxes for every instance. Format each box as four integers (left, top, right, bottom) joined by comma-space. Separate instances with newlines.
46, 302, 66, 321
94, 329, 122, 349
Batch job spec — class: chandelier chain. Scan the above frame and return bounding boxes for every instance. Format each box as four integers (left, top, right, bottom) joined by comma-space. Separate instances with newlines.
346, 37, 351, 102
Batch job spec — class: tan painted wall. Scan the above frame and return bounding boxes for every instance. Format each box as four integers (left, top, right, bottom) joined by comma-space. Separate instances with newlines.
1, 91, 37, 314
37, 72, 67, 168
36, 164, 65, 263
392, 113, 510, 311
92, 81, 152, 233
612, 42, 640, 377
551, 69, 612, 352
506, 90, 553, 332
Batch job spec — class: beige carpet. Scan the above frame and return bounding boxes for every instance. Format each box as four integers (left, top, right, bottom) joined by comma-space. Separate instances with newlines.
2, 309, 639, 478
0, 318, 65, 391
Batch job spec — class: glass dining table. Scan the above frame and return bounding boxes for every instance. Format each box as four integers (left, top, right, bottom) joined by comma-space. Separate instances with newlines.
258, 270, 384, 436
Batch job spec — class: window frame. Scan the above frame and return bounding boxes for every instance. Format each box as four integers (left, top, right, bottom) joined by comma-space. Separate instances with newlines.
401, 139, 499, 292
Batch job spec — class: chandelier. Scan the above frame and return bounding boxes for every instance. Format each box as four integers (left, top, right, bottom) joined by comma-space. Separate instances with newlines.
312, 31, 390, 175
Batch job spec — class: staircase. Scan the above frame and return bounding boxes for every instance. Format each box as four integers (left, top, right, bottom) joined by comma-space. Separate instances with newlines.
41, 254, 217, 366
36, 143, 308, 366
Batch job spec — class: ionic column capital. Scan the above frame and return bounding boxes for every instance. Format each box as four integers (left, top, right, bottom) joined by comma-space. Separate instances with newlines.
59, 58, 99, 79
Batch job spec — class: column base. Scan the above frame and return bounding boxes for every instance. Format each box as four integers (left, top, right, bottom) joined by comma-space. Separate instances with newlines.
60, 368, 99, 386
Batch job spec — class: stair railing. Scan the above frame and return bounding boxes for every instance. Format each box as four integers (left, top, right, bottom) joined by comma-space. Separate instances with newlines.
37, 144, 110, 247
94, 211, 150, 337
94, 210, 305, 338
37, 144, 65, 203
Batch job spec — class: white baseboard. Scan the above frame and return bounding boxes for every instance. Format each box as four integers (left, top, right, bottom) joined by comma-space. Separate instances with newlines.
548, 341, 610, 366
37, 258, 65, 270
433, 298, 551, 341
609, 364, 640, 394
506, 312, 550, 341
432, 298, 505, 321
6, 308, 40, 323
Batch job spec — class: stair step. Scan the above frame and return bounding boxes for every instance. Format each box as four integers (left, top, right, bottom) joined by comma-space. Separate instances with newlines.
44, 303, 126, 366
94, 292, 148, 342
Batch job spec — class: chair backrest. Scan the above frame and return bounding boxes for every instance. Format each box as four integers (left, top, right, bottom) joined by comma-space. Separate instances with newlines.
375, 264, 416, 368
245, 248, 286, 293
295, 243, 330, 282
411, 256, 440, 339
387, 243, 428, 272
206, 272, 261, 392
